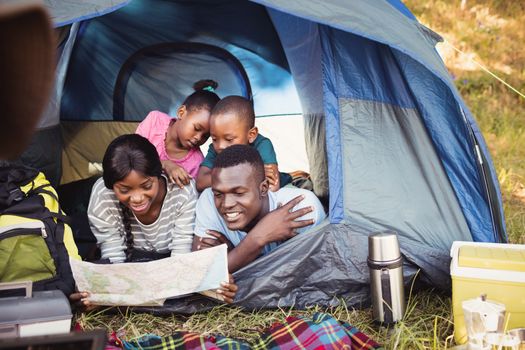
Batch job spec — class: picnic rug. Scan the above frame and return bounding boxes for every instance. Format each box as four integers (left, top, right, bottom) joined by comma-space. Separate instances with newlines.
118, 312, 384, 350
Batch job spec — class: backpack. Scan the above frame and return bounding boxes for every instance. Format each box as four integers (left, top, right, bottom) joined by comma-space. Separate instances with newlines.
0, 164, 77, 296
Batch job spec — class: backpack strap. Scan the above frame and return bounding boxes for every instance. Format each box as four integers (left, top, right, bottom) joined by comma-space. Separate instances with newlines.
30, 186, 71, 225
0, 165, 38, 209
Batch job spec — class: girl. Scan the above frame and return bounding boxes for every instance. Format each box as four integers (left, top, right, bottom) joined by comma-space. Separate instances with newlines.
136, 80, 220, 188
71, 134, 236, 308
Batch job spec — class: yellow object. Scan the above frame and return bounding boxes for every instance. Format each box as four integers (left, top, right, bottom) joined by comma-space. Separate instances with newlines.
20, 172, 80, 260
451, 242, 525, 344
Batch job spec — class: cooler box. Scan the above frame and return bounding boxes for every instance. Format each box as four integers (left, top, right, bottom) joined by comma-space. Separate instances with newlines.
450, 241, 525, 344
0, 281, 72, 338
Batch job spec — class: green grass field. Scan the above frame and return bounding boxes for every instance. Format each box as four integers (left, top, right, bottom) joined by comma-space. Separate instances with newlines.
79, 2, 524, 348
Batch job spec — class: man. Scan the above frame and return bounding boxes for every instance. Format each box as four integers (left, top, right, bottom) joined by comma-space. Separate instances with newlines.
193, 144, 326, 272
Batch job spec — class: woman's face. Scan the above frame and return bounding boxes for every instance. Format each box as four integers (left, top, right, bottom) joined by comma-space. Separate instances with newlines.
112, 170, 161, 216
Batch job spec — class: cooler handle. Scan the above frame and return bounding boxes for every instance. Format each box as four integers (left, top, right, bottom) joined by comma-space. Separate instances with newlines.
0, 280, 32, 298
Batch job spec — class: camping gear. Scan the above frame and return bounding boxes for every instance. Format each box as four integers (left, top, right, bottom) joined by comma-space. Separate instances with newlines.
451, 242, 525, 344
462, 295, 506, 349
508, 329, 525, 350
484, 332, 520, 350
0, 281, 72, 338
0, 2, 54, 159
23, 0, 507, 310
0, 164, 78, 297
120, 312, 383, 350
367, 231, 405, 324
0, 329, 106, 349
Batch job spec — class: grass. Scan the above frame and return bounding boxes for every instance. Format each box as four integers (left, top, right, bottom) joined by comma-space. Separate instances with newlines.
78, 289, 454, 348
78, 1, 524, 348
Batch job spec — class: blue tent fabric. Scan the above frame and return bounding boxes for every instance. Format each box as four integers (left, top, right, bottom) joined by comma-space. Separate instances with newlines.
61, 0, 301, 120
392, 51, 496, 242
262, 0, 505, 241
385, 0, 417, 20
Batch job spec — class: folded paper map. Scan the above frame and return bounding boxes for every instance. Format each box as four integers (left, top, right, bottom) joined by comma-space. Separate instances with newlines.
70, 244, 228, 306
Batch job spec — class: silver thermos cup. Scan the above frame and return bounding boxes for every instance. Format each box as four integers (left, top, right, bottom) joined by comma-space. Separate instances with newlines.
367, 231, 405, 324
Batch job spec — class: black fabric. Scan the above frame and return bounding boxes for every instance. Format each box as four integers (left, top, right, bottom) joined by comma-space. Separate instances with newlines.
0, 164, 39, 209
57, 177, 100, 261
0, 164, 76, 297
128, 249, 170, 263
16, 125, 63, 188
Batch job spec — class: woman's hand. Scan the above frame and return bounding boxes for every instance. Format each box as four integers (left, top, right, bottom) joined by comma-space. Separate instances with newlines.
217, 274, 238, 304
69, 291, 98, 312
162, 160, 191, 188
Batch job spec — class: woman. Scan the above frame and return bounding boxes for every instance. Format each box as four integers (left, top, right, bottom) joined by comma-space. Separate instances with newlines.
71, 134, 236, 308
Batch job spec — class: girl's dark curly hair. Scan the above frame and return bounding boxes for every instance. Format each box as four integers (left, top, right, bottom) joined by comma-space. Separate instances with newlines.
182, 79, 220, 112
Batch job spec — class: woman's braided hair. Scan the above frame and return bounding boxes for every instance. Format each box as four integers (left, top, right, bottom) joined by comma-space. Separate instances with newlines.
119, 203, 134, 262
101, 134, 163, 262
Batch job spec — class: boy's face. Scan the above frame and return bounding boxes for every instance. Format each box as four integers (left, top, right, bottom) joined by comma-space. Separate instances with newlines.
211, 162, 268, 232
210, 112, 257, 154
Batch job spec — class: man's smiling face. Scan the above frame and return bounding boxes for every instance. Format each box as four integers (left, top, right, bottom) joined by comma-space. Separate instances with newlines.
211, 162, 268, 232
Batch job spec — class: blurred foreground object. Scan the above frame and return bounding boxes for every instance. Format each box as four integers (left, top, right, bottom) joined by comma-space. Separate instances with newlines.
0, 2, 54, 159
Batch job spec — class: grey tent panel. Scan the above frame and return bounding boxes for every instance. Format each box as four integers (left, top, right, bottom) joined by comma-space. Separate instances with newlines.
44, 0, 129, 27
303, 114, 329, 199
128, 222, 447, 314
339, 98, 472, 250
267, 10, 328, 198
268, 9, 323, 115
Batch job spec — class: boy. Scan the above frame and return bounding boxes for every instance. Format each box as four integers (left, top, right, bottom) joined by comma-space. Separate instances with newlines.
195, 96, 292, 192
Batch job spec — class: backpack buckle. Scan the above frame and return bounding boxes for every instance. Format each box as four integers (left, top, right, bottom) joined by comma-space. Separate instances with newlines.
8, 188, 24, 204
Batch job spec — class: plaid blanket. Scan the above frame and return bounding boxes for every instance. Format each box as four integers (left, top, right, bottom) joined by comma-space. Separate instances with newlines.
121, 313, 383, 350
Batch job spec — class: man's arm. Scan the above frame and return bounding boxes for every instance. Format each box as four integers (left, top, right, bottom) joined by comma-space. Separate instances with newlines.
227, 195, 314, 272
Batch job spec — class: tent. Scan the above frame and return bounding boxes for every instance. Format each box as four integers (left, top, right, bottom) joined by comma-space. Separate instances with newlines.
27, 0, 506, 309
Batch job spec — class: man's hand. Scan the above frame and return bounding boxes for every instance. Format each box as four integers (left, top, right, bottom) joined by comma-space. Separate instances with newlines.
226, 195, 315, 273
196, 230, 234, 251
250, 194, 314, 246
217, 274, 238, 304
162, 161, 191, 188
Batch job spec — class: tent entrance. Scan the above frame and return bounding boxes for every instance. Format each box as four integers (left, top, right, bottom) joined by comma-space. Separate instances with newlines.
112, 42, 252, 121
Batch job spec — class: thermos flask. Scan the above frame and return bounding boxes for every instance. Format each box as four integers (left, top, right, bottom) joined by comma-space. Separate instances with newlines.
367, 231, 406, 324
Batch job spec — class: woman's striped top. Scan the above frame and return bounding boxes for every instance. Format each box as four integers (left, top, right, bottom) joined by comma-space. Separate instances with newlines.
87, 176, 197, 263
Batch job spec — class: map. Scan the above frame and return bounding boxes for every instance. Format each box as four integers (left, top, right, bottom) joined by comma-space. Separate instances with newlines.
70, 244, 228, 306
